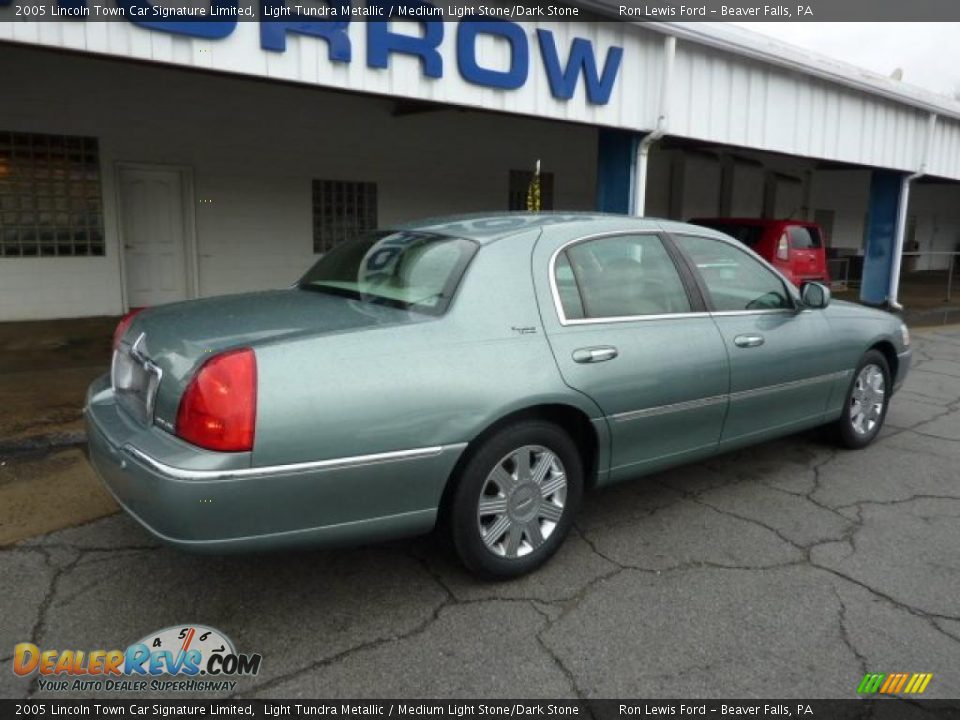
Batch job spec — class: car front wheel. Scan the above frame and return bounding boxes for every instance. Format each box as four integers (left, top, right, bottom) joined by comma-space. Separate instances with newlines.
449, 421, 583, 579
834, 349, 891, 449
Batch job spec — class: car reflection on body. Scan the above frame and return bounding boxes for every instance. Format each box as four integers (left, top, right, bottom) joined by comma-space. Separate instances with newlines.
86, 213, 911, 578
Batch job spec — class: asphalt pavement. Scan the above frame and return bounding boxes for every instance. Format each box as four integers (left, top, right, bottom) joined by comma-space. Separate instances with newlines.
2, 327, 959, 700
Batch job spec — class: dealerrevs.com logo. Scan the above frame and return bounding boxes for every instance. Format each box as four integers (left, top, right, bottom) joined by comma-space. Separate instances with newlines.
12, 625, 262, 693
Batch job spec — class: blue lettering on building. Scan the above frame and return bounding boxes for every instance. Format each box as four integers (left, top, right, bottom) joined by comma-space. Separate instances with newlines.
457, 18, 529, 90
259, 2, 351, 59
41, 1, 624, 105
536, 29, 623, 105
366, 2, 445, 78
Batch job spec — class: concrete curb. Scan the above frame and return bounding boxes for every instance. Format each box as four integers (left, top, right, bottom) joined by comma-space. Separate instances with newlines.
0, 430, 87, 458
913, 323, 960, 335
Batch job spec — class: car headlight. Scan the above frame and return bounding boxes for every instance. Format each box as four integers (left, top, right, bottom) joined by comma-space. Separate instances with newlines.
900, 322, 911, 348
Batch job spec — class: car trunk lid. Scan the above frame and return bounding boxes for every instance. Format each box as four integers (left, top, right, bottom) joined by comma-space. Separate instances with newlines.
114, 288, 426, 430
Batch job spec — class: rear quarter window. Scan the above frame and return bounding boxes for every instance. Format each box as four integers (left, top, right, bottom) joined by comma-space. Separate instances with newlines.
788, 226, 821, 249
297, 231, 477, 315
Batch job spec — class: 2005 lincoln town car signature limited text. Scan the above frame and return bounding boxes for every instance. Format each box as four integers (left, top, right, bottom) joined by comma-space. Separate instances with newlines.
85, 213, 911, 578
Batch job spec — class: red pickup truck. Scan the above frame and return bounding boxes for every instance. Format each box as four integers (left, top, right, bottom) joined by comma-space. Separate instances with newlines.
690, 218, 830, 288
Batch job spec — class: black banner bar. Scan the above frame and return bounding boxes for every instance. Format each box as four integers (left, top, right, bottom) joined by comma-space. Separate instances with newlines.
6, 0, 960, 22
3, 700, 960, 720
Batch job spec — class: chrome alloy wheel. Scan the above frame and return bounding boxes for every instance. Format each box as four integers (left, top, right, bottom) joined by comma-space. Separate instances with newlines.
850, 363, 886, 435
476, 445, 567, 559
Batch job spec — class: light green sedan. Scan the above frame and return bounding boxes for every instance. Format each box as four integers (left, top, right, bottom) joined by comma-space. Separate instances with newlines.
86, 213, 911, 578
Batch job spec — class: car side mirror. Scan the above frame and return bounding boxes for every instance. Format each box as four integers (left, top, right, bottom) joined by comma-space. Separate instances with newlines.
801, 281, 831, 309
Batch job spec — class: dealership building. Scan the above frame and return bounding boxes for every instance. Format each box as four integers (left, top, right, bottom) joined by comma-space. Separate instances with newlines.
1, 11, 960, 320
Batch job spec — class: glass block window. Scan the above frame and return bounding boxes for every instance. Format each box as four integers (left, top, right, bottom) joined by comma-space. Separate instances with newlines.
312, 179, 377, 254
508, 169, 555, 211
0, 131, 105, 257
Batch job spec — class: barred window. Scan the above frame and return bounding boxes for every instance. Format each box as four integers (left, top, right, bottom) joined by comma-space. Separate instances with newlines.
312, 179, 377, 254
0, 131, 104, 257
508, 169, 554, 211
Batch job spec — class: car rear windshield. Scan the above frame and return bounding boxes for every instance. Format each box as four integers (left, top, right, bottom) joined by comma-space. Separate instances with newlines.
788, 226, 822, 249
297, 231, 478, 316
691, 221, 765, 249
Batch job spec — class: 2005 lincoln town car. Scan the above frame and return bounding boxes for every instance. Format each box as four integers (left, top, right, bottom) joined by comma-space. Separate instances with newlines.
86, 213, 912, 578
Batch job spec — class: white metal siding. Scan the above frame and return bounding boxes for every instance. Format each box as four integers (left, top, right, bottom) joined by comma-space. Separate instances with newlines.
927, 121, 960, 180
4, 20, 960, 178
0, 19, 663, 133
668, 40, 947, 176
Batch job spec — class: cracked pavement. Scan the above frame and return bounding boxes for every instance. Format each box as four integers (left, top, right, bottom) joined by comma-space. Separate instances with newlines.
3, 327, 959, 700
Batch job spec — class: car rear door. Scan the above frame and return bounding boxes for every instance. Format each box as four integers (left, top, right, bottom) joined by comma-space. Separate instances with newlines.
671, 232, 837, 446
787, 225, 828, 283
533, 226, 730, 483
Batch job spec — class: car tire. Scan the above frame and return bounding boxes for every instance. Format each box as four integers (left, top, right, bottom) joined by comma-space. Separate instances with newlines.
448, 421, 583, 579
834, 349, 891, 449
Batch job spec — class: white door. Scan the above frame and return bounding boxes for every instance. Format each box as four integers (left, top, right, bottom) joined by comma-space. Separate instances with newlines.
119, 166, 189, 308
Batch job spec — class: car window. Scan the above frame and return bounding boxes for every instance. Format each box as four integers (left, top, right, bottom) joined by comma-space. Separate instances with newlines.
677, 235, 793, 312
298, 231, 477, 315
788, 226, 821, 249
691, 221, 764, 249
556, 234, 691, 320
554, 253, 585, 320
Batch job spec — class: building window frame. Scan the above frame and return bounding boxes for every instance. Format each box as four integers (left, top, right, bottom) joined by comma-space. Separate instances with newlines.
0, 131, 105, 258
312, 179, 378, 255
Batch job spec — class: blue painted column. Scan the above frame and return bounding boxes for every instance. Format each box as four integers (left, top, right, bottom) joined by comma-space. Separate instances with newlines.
596, 129, 641, 214
860, 170, 905, 306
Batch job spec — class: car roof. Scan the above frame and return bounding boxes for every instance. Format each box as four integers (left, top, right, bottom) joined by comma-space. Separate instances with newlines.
391, 212, 698, 244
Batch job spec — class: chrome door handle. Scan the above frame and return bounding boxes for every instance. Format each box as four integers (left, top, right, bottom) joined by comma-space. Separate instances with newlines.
734, 334, 765, 348
572, 346, 618, 363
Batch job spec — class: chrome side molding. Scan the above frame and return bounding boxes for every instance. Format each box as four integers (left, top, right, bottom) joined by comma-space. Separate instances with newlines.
612, 394, 727, 423
122, 443, 467, 482
612, 369, 853, 423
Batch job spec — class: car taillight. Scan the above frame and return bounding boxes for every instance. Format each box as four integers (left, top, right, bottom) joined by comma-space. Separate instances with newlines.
776, 234, 790, 261
175, 348, 257, 453
112, 308, 146, 351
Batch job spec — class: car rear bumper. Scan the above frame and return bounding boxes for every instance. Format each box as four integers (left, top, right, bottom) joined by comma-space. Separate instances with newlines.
84, 376, 463, 552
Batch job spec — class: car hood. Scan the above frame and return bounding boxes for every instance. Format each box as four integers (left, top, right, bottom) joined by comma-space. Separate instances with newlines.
826, 298, 898, 321
121, 289, 427, 424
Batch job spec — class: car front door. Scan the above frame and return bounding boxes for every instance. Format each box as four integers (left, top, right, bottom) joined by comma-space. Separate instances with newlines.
671, 233, 837, 447
534, 228, 730, 484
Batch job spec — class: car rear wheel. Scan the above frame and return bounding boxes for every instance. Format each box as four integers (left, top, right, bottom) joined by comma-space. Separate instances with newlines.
448, 421, 583, 579
834, 349, 890, 449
